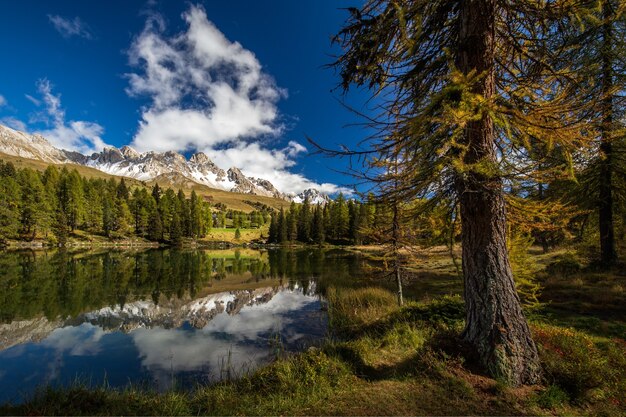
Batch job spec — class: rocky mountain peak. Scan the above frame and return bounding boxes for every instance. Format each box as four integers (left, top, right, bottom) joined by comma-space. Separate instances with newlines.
91, 146, 125, 164
162, 151, 186, 163
189, 152, 210, 165
227, 167, 257, 194
292, 188, 330, 205
120, 145, 140, 160
0, 122, 313, 202
252, 178, 283, 198
227, 167, 246, 182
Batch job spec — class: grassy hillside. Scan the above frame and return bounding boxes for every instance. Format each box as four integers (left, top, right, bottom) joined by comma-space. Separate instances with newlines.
0, 152, 290, 213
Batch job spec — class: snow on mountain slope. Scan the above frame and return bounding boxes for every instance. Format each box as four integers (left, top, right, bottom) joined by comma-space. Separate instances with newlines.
290, 188, 331, 205
0, 124, 85, 164
0, 123, 330, 203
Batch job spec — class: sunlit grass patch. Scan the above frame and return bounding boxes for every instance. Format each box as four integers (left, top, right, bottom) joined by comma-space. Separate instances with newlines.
532, 323, 626, 411
326, 286, 399, 331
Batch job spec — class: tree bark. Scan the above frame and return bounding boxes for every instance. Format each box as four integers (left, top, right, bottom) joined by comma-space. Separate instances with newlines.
455, 0, 541, 386
599, 0, 617, 266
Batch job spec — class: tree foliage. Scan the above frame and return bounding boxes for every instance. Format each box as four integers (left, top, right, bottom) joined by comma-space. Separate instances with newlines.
0, 159, 268, 245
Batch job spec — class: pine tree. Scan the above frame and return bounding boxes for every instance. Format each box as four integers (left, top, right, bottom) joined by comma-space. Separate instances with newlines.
189, 190, 202, 238
169, 212, 183, 245
311, 205, 325, 244
83, 180, 104, 232
326, 0, 589, 384
116, 178, 130, 201
330, 193, 349, 241
58, 169, 85, 231
287, 202, 298, 241
297, 198, 312, 242
567, 1, 626, 266
52, 209, 69, 246
17, 169, 51, 240
348, 200, 361, 244
148, 208, 163, 241
102, 193, 114, 237
278, 208, 288, 243
151, 183, 162, 204
114, 197, 133, 235
0, 174, 20, 244
268, 212, 279, 243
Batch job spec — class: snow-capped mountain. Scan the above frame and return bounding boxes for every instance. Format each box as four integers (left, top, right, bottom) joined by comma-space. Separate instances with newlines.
0, 124, 84, 164
290, 188, 331, 205
0, 124, 329, 202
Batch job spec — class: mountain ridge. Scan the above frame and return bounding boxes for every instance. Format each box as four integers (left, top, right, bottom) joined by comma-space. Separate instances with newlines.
0, 124, 327, 204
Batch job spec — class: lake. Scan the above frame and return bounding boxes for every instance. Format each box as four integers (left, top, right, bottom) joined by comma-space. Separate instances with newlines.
0, 248, 368, 404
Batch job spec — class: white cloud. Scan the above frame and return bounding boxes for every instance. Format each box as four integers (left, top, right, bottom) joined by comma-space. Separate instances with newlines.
0, 95, 6, 107
205, 142, 350, 195
25, 94, 41, 106
127, 5, 283, 152
48, 15, 93, 39
32, 79, 108, 154
1, 117, 27, 131
126, 4, 344, 195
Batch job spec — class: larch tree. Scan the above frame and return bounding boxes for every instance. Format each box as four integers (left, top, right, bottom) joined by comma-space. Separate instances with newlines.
568, 0, 626, 265
330, 0, 589, 385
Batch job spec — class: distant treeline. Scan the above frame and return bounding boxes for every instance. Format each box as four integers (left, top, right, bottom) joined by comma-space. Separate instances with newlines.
267, 194, 450, 246
0, 160, 271, 245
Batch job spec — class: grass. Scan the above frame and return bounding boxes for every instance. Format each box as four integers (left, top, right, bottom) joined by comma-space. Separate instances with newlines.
201, 226, 268, 244
6, 226, 270, 248
2, 247, 625, 416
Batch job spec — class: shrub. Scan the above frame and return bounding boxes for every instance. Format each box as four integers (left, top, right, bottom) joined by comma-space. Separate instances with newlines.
246, 350, 349, 394
533, 325, 607, 399
400, 295, 465, 328
535, 384, 569, 408
545, 253, 582, 277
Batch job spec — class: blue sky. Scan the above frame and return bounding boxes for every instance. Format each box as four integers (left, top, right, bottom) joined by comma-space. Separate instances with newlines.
0, 0, 372, 195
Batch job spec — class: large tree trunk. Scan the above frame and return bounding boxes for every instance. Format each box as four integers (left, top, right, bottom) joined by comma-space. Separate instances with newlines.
455, 0, 541, 386
599, 0, 617, 266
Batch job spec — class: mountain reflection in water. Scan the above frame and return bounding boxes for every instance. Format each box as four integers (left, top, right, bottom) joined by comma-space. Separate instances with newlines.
0, 248, 363, 404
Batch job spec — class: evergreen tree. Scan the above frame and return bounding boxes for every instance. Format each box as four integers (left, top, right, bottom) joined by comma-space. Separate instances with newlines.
311, 205, 325, 244
148, 208, 163, 241
567, 1, 626, 265
0, 174, 20, 243
348, 200, 362, 244
52, 209, 69, 246
102, 193, 114, 237
17, 169, 51, 240
151, 183, 161, 204
268, 212, 279, 243
326, 0, 589, 384
58, 169, 84, 231
278, 208, 288, 243
114, 197, 133, 235
116, 178, 130, 201
189, 190, 202, 238
169, 212, 183, 245
42, 165, 60, 213
297, 198, 312, 242
287, 202, 298, 241
330, 193, 349, 241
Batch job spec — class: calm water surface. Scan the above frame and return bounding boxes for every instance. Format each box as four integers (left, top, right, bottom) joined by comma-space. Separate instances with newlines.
0, 248, 366, 404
